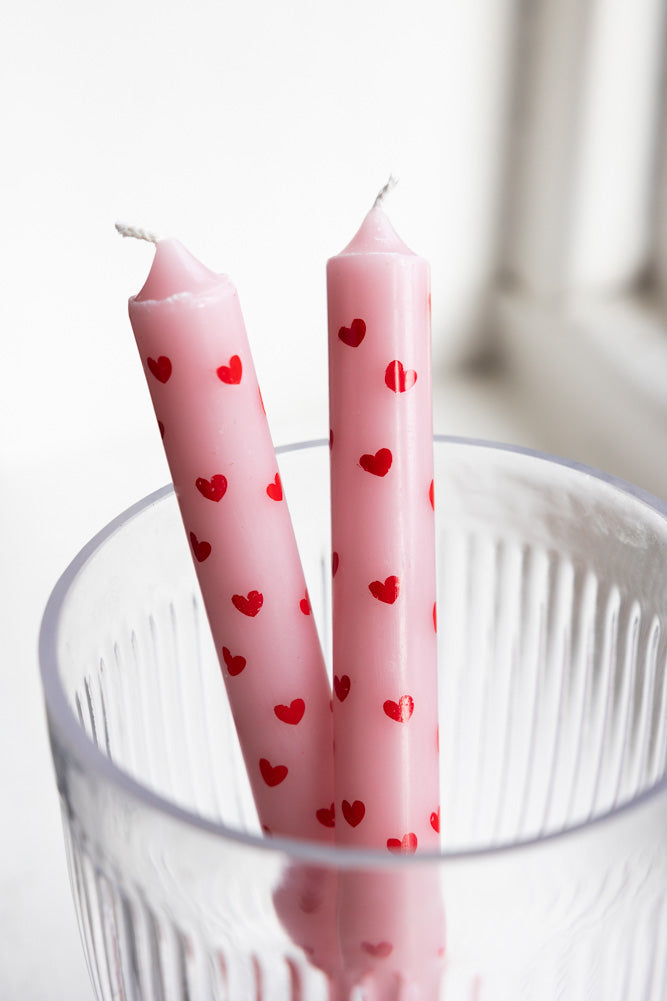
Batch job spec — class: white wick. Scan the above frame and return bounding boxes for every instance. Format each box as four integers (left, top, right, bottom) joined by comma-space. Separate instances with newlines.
114, 222, 159, 244
373, 175, 398, 208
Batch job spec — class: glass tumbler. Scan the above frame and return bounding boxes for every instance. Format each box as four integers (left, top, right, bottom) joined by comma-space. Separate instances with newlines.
39, 438, 667, 1001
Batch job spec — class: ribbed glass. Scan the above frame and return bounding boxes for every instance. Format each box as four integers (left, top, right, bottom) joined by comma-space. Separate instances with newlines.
40, 439, 667, 1001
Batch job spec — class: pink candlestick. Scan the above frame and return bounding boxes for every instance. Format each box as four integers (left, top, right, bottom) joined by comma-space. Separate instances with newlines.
327, 198, 445, 997
327, 201, 440, 853
127, 237, 334, 843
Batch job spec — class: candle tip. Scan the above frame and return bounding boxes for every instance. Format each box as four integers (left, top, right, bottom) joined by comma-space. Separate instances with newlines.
131, 237, 223, 302
373, 175, 398, 209
115, 222, 159, 244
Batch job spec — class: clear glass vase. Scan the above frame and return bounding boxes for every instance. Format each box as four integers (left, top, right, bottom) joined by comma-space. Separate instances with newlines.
39, 438, 667, 1001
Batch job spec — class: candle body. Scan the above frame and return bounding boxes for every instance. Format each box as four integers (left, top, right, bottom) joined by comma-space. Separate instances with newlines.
327, 208, 440, 853
327, 208, 445, 996
128, 240, 334, 842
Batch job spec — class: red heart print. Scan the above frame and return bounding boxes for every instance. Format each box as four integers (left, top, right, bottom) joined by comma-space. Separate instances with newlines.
222, 646, 246, 677
274, 698, 305, 725
196, 474, 227, 502
430, 808, 440, 833
383, 695, 414, 722
298, 887, 324, 914
429, 479, 434, 509
189, 531, 211, 562
299, 592, 311, 615
316, 803, 336, 828
338, 318, 366, 347
387, 833, 418, 854
359, 448, 392, 477
342, 799, 365, 827
369, 576, 400, 604
332, 551, 339, 576
266, 473, 283, 501
362, 942, 393, 958
157, 420, 165, 439
334, 674, 350, 702
259, 758, 288, 787
433, 602, 437, 632
147, 355, 172, 383
232, 590, 263, 616
216, 354, 242, 384
385, 360, 417, 393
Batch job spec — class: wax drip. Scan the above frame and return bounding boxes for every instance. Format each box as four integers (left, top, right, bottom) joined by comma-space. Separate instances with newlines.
373, 175, 398, 209
115, 222, 159, 243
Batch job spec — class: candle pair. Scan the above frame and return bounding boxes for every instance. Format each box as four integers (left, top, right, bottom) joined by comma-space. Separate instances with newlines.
125, 192, 444, 994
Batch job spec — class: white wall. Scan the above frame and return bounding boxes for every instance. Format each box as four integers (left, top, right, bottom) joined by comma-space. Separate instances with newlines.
1, 0, 515, 463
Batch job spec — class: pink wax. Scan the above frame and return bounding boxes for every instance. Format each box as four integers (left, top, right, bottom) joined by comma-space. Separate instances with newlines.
128, 239, 334, 843
327, 205, 440, 853
327, 204, 445, 997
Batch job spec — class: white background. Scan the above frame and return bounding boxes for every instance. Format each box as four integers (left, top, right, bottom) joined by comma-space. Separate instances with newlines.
1, 0, 645, 997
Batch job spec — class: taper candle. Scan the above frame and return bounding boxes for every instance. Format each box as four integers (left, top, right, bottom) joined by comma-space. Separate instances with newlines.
327, 194, 441, 853
126, 233, 334, 842
327, 193, 445, 998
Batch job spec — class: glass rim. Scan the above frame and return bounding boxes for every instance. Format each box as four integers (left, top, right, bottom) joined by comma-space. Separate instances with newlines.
39, 436, 667, 869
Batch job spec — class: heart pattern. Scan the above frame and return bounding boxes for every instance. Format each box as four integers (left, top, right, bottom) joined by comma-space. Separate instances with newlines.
138, 319, 343, 847
334, 674, 350, 702
361, 941, 393, 958
216, 354, 243, 384
385, 359, 417, 393
266, 473, 283, 501
383, 694, 414, 722
338, 318, 366, 347
232, 590, 263, 617
342, 799, 365, 827
140, 286, 438, 849
259, 758, 288, 787
189, 531, 211, 562
387, 832, 418, 854
147, 355, 172, 383
195, 474, 227, 502
316, 803, 336, 828
359, 447, 392, 477
369, 575, 400, 604
222, 646, 246, 677
327, 285, 439, 860
274, 698, 305, 725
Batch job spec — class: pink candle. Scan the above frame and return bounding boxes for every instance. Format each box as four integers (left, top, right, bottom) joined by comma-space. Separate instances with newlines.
327, 199, 440, 853
127, 236, 334, 843
327, 197, 445, 997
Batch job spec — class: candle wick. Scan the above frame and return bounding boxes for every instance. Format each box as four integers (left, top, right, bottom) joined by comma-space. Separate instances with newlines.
373, 175, 398, 209
115, 222, 159, 244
